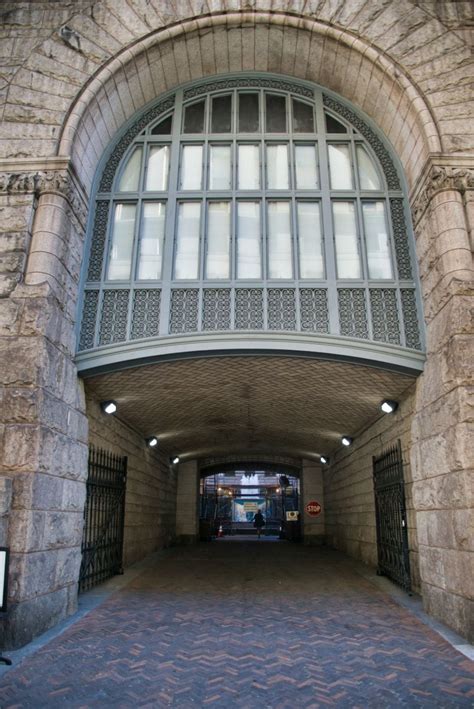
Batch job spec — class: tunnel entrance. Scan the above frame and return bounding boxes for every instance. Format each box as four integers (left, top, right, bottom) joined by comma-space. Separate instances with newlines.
199, 466, 300, 540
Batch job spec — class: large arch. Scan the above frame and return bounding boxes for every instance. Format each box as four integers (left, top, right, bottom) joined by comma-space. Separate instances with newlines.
57, 12, 441, 196
0, 5, 472, 649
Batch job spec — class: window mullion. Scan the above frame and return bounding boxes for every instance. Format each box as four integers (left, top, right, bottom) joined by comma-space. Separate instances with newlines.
159, 91, 181, 335
315, 93, 339, 334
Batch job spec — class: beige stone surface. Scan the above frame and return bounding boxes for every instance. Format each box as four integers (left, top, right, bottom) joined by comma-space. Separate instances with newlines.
86, 395, 177, 567
324, 385, 420, 591
176, 460, 199, 542
4, 1, 471, 189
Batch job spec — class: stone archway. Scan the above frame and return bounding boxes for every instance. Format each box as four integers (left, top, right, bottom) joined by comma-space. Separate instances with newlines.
0, 7, 472, 648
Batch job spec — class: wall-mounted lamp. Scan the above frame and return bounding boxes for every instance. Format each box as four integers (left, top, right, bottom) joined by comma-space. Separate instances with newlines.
146, 436, 158, 448
381, 400, 398, 414
341, 436, 353, 447
100, 400, 117, 415
170, 456, 180, 465
320, 456, 330, 465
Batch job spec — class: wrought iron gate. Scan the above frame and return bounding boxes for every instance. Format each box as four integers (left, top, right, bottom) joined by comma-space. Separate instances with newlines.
373, 441, 411, 592
79, 446, 127, 593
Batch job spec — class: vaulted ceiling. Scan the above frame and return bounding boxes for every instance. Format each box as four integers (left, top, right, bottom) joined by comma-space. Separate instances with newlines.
84, 355, 417, 461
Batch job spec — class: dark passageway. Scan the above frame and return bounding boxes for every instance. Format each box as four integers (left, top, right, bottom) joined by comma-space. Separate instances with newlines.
0, 542, 472, 707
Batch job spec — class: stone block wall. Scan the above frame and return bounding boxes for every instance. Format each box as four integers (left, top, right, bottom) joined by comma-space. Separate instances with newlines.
0, 173, 90, 649
324, 384, 420, 593
410, 167, 474, 641
175, 461, 199, 545
86, 395, 177, 567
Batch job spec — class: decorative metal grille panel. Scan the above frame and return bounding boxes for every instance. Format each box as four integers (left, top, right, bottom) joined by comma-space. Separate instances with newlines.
184, 78, 313, 100
323, 94, 401, 190
373, 441, 411, 592
87, 201, 109, 282
390, 199, 413, 280
131, 289, 161, 340
370, 289, 401, 344
268, 289, 297, 330
401, 289, 422, 350
235, 289, 264, 329
202, 289, 231, 331
299, 289, 329, 333
79, 446, 127, 593
79, 289, 99, 350
99, 97, 175, 192
170, 288, 199, 333
99, 289, 129, 345
338, 289, 369, 339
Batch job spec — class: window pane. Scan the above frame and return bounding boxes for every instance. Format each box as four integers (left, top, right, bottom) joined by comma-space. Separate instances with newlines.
206, 202, 231, 279
212, 95, 232, 133
267, 144, 289, 189
145, 145, 169, 191
325, 113, 347, 133
137, 202, 166, 280
297, 202, 324, 278
332, 201, 361, 278
238, 145, 260, 189
362, 201, 393, 279
268, 201, 293, 279
209, 145, 231, 190
107, 203, 136, 280
175, 202, 201, 279
180, 145, 203, 190
239, 93, 259, 132
293, 100, 314, 132
151, 115, 172, 135
118, 148, 142, 191
357, 144, 382, 190
266, 94, 286, 132
295, 144, 318, 189
328, 144, 353, 189
237, 201, 261, 279
183, 100, 205, 133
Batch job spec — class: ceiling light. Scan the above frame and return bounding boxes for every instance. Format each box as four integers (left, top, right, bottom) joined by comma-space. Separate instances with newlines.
171, 456, 180, 465
146, 436, 158, 448
341, 436, 353, 447
381, 400, 398, 414
320, 456, 330, 465
101, 400, 117, 415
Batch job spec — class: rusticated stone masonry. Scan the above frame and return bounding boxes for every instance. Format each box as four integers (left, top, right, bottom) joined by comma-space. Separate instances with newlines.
409, 161, 474, 640
0, 165, 89, 648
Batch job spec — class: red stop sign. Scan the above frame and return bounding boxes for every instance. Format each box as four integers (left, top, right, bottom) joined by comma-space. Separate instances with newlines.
305, 500, 322, 516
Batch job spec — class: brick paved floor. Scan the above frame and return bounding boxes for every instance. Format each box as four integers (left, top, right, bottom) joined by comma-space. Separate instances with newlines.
1, 541, 473, 708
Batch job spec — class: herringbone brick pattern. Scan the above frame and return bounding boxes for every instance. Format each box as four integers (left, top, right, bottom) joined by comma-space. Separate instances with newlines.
1, 542, 473, 708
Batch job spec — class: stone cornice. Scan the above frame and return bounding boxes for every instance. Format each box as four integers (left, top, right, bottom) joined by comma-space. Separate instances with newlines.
410, 156, 474, 226
0, 159, 89, 225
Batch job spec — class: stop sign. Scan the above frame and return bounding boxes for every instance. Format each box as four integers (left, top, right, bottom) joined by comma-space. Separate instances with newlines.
305, 500, 322, 516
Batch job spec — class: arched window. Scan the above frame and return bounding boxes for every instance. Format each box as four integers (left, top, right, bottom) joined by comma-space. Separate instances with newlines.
78, 77, 422, 365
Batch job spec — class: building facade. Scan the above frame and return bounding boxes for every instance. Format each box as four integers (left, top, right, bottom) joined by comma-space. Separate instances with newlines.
0, 1, 472, 648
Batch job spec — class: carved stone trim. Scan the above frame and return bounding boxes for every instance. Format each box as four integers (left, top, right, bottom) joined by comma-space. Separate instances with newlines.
411, 164, 474, 225
0, 169, 88, 224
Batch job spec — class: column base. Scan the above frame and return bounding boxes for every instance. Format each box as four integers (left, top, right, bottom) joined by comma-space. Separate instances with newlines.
0, 586, 77, 650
